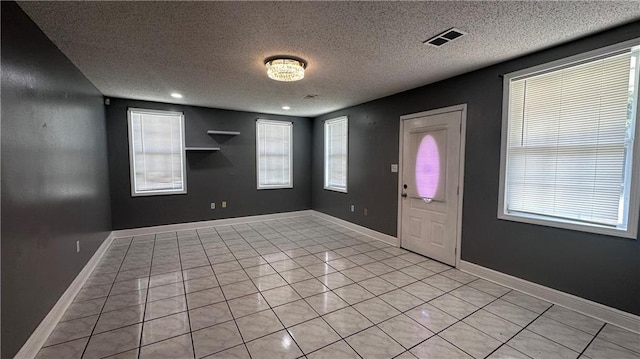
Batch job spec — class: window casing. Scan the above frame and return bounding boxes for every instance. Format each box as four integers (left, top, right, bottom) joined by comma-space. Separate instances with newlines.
127, 108, 186, 196
256, 119, 293, 189
498, 40, 640, 239
324, 116, 349, 192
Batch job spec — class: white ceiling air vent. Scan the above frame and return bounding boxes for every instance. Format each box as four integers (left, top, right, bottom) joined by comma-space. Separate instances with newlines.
424, 28, 466, 47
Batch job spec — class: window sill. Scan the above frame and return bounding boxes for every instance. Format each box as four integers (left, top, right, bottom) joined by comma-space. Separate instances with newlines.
131, 189, 187, 197
324, 186, 347, 193
257, 185, 293, 190
497, 211, 637, 239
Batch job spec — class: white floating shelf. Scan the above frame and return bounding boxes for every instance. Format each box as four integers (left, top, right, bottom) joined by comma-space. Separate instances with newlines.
185, 147, 221, 151
207, 130, 240, 136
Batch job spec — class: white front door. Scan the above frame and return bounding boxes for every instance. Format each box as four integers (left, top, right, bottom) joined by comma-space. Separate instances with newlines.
400, 108, 462, 266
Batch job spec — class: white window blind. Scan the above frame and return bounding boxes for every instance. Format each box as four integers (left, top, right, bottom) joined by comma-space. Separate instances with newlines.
501, 44, 640, 237
324, 116, 348, 192
256, 119, 293, 189
128, 109, 186, 196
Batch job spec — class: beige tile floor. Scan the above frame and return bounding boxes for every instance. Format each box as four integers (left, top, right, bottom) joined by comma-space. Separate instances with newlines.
36, 216, 640, 359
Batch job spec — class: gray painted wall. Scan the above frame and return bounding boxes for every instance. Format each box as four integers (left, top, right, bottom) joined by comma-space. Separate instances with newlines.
107, 98, 312, 230
1, 2, 112, 357
312, 22, 640, 315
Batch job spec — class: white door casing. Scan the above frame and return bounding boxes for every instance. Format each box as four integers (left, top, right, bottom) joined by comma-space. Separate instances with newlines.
398, 105, 466, 266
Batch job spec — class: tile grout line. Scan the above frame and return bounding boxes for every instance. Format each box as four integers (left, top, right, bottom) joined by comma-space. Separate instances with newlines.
250, 221, 434, 357
279, 244, 358, 357
228, 220, 352, 357
41, 244, 140, 350
256, 220, 323, 358
267, 221, 364, 359
213, 223, 277, 358
318, 237, 440, 357
481, 304, 554, 359
538, 313, 603, 337
155, 258, 450, 354
594, 326, 640, 356
219, 225, 258, 359
272, 220, 400, 358
304, 221, 453, 356
381, 276, 514, 358
128, 233, 211, 357
256, 219, 326, 354
514, 305, 604, 356
136, 234, 157, 359
271, 220, 365, 357
201, 225, 255, 359
139, 221, 441, 357
578, 322, 606, 358
177, 231, 197, 359
79, 237, 135, 358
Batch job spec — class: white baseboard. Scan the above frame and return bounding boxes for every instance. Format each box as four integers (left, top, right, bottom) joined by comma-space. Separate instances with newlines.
310, 210, 399, 246
111, 210, 315, 238
16, 232, 115, 359
112, 209, 398, 247
459, 260, 640, 334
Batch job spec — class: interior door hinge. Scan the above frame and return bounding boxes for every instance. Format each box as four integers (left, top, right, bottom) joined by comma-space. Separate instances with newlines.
457, 186, 459, 195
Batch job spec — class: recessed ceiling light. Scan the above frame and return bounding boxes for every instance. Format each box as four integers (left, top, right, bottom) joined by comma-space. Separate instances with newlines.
265, 57, 307, 82
282, 106, 291, 110
171, 93, 183, 98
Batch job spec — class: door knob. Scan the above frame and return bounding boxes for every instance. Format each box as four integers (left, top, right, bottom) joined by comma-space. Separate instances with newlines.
401, 193, 407, 197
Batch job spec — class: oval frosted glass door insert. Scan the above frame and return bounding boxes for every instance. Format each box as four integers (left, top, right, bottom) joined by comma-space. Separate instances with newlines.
412, 129, 446, 200
416, 135, 439, 198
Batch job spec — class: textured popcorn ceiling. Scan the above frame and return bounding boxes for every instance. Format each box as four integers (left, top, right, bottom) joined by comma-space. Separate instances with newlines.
18, 1, 640, 117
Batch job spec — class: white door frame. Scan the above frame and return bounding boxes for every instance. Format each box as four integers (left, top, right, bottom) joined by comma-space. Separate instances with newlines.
397, 104, 467, 268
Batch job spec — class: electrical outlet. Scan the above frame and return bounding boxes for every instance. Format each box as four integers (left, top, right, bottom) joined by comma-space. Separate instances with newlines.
210, 202, 216, 210
76, 241, 80, 253
350, 204, 355, 212
364, 208, 368, 216
222, 201, 227, 208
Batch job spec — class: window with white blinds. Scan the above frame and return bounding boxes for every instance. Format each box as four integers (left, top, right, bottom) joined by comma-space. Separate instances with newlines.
499, 42, 640, 238
127, 108, 186, 196
256, 119, 293, 189
324, 116, 348, 192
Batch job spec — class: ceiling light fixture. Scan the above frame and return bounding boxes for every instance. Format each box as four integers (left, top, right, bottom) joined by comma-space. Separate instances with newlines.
282, 106, 291, 110
171, 93, 183, 98
265, 57, 307, 82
